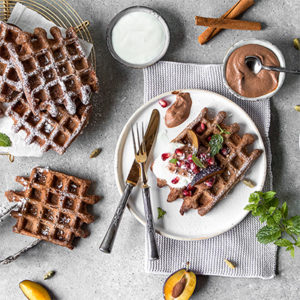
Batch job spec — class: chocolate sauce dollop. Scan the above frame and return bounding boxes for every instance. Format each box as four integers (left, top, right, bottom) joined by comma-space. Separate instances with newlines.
165, 92, 192, 128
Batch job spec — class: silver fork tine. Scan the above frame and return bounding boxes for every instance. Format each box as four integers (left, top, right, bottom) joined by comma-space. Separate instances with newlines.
132, 127, 137, 155
141, 122, 146, 154
136, 123, 141, 153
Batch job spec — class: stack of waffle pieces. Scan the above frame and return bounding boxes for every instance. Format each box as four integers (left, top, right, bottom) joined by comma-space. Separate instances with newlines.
0, 21, 99, 154
5, 167, 100, 249
157, 107, 262, 216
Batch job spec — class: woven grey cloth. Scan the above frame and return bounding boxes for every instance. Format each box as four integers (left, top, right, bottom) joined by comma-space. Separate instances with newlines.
143, 61, 276, 279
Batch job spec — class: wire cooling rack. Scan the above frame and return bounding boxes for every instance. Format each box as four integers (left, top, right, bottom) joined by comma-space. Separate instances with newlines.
0, 0, 96, 67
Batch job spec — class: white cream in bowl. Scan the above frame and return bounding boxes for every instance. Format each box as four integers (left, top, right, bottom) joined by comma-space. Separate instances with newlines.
107, 6, 170, 68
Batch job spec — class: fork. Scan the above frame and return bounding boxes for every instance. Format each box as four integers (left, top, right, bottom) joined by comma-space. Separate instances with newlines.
132, 123, 159, 261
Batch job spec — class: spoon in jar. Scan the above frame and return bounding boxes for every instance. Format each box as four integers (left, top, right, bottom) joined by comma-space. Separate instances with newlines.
245, 56, 300, 75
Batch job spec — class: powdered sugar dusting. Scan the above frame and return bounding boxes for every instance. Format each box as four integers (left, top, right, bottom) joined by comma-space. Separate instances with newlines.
1, 21, 96, 118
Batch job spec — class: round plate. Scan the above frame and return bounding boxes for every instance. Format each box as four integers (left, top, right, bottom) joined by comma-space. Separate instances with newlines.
115, 89, 267, 240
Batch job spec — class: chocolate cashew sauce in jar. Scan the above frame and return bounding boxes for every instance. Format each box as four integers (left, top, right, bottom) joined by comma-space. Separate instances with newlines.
225, 44, 280, 98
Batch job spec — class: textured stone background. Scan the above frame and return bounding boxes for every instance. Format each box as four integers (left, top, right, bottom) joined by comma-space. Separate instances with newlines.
0, 0, 300, 299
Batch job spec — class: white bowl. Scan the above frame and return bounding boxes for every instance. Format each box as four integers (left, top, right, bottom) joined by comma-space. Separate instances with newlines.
106, 6, 170, 69
222, 39, 286, 101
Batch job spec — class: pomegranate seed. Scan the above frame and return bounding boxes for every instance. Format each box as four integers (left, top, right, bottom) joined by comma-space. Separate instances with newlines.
221, 147, 230, 156
204, 177, 215, 187
184, 161, 191, 169
190, 162, 197, 170
187, 154, 193, 161
206, 157, 214, 165
158, 99, 169, 108
161, 153, 170, 161
183, 190, 192, 197
192, 167, 200, 174
175, 148, 184, 156
196, 122, 206, 133
207, 136, 212, 142
171, 177, 179, 184
186, 184, 193, 191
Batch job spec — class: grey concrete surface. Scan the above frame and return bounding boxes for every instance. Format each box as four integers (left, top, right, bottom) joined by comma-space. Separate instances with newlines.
1, 0, 300, 299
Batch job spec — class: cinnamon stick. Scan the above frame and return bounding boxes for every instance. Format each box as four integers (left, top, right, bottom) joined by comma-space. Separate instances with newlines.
198, 0, 255, 45
0, 104, 4, 118
195, 16, 261, 31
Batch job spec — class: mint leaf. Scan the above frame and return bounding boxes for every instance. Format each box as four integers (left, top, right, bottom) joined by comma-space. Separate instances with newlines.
157, 207, 166, 219
273, 210, 282, 224
268, 197, 279, 209
290, 216, 300, 233
286, 245, 295, 258
262, 191, 276, 201
266, 216, 276, 227
192, 155, 205, 168
256, 225, 281, 244
274, 239, 293, 247
282, 202, 288, 218
169, 158, 178, 164
268, 207, 276, 214
252, 206, 264, 217
249, 192, 260, 204
244, 204, 257, 211
209, 134, 223, 157
0, 133, 11, 147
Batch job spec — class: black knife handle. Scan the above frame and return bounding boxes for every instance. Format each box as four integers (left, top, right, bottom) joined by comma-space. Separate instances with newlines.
99, 183, 134, 253
142, 187, 159, 260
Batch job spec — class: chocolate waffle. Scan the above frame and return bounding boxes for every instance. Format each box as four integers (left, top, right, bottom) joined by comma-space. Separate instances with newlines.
5, 167, 100, 249
0, 21, 99, 117
5, 96, 91, 155
156, 107, 262, 216
0, 22, 23, 103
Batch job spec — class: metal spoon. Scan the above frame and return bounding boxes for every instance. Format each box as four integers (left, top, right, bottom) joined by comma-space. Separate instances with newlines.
245, 56, 300, 75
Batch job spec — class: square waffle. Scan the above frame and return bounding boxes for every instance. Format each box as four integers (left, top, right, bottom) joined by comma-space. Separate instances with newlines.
5, 96, 91, 155
0, 22, 23, 103
157, 107, 262, 216
0, 21, 99, 117
5, 167, 100, 249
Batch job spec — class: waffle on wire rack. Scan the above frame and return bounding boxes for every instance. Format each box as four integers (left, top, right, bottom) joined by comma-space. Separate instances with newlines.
156, 107, 262, 216
0, 21, 99, 117
0, 22, 24, 103
5, 167, 100, 249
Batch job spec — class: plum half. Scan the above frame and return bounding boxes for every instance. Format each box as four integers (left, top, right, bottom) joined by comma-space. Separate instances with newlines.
191, 165, 223, 187
163, 262, 196, 300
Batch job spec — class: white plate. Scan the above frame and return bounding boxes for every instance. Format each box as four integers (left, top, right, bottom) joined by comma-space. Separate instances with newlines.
115, 89, 267, 240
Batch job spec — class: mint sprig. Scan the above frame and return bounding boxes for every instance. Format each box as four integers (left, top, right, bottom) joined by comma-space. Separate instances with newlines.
245, 191, 300, 257
192, 155, 205, 168
209, 125, 230, 157
0, 133, 12, 147
169, 158, 178, 164
157, 207, 166, 219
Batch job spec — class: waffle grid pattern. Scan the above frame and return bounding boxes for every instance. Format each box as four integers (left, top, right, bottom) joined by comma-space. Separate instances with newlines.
170, 107, 262, 216
6, 96, 91, 155
0, 22, 23, 102
5, 167, 99, 249
3, 23, 99, 117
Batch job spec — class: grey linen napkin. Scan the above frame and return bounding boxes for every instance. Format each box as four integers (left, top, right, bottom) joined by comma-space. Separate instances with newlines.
143, 61, 276, 279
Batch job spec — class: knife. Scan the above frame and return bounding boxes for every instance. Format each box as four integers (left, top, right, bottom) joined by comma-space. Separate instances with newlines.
99, 109, 160, 253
